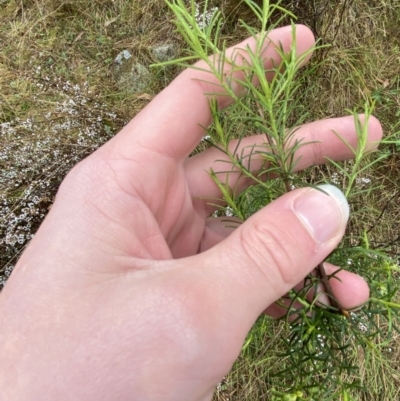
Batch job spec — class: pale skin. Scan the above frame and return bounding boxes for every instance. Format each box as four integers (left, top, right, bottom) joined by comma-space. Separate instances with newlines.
0, 25, 382, 401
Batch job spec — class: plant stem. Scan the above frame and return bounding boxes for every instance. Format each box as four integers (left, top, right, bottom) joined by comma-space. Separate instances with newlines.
316, 262, 350, 319
260, 119, 350, 318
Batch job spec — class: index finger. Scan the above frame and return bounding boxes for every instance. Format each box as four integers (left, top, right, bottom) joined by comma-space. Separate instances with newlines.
110, 25, 315, 162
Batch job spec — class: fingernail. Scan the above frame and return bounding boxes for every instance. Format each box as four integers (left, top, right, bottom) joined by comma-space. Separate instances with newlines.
293, 185, 349, 243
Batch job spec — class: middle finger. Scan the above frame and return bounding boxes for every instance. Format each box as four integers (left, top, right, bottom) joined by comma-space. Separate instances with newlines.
184, 114, 382, 214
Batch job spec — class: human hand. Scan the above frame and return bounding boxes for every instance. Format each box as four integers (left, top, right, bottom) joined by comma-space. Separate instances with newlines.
0, 25, 382, 401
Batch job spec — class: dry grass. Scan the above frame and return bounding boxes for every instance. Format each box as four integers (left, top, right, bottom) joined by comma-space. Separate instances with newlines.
0, 0, 399, 399
214, 312, 400, 400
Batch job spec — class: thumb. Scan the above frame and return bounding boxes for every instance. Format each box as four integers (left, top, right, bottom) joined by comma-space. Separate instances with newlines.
199, 184, 349, 333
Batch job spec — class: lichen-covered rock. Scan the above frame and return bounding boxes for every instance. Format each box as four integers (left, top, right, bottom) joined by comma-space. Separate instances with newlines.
113, 50, 151, 94
114, 50, 132, 65
152, 43, 177, 62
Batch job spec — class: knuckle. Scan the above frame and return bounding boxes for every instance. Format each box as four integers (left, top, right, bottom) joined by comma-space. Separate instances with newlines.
133, 278, 232, 386
149, 283, 213, 363
59, 155, 99, 190
57, 159, 90, 197
239, 219, 300, 286
308, 131, 324, 164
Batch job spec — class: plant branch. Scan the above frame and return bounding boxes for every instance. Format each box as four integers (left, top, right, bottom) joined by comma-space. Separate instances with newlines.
255, 102, 348, 318
316, 262, 350, 319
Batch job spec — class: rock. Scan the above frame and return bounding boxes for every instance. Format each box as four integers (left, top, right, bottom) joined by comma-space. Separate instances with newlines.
152, 43, 177, 62
114, 50, 132, 65
113, 50, 151, 94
